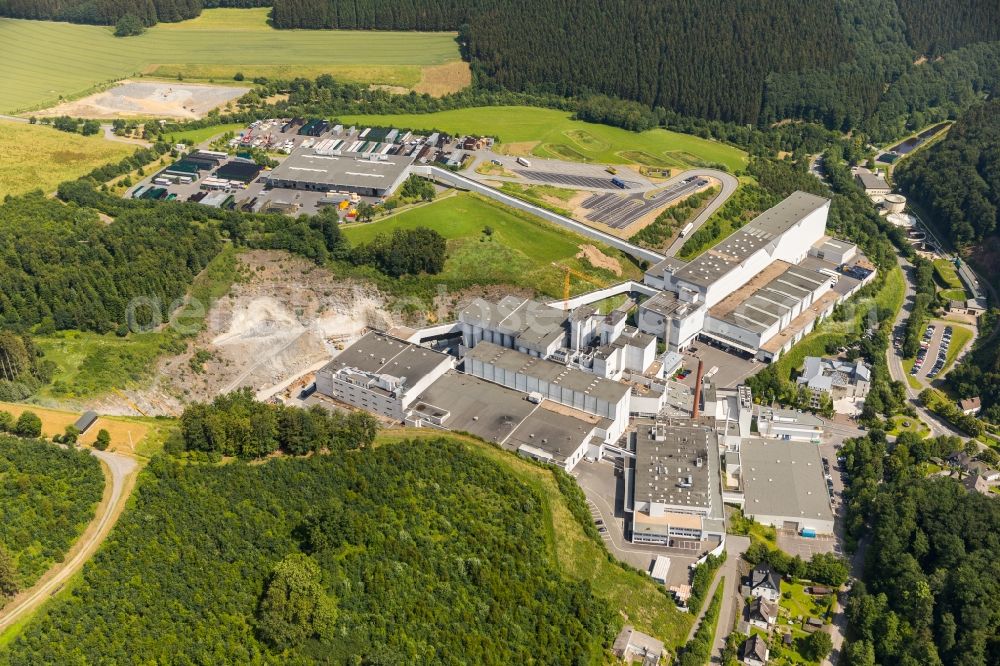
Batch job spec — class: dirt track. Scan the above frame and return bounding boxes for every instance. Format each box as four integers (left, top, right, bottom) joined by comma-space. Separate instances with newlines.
0, 449, 138, 634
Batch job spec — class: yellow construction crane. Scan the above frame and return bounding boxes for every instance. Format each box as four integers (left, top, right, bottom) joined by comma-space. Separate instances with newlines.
554, 263, 605, 309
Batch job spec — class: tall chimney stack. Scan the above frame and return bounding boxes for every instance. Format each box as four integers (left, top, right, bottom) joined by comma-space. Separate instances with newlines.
692, 359, 704, 418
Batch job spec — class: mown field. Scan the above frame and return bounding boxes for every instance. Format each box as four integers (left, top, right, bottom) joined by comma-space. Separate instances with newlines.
342, 192, 642, 298
338, 107, 748, 172
0, 121, 134, 197
0, 10, 464, 113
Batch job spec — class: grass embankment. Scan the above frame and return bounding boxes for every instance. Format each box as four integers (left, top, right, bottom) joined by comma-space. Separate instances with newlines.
163, 122, 247, 146
497, 182, 576, 217
341, 192, 642, 300
376, 429, 693, 649
34, 246, 242, 402
0, 121, 134, 197
338, 107, 748, 172
932, 259, 963, 289
0, 10, 464, 112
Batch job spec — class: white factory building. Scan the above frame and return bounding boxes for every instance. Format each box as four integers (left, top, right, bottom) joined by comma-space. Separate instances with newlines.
625, 420, 723, 545
314, 331, 454, 420
638, 191, 871, 362
463, 341, 631, 442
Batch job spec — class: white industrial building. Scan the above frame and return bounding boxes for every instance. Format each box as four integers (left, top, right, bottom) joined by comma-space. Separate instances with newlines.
459, 295, 568, 358
755, 405, 824, 443
464, 342, 631, 442
740, 438, 835, 535
314, 331, 454, 419
637, 191, 865, 361
625, 420, 718, 545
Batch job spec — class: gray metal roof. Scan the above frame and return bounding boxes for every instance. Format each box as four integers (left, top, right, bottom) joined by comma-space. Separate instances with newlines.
322, 331, 451, 387
267, 147, 414, 189
507, 407, 599, 463
855, 169, 889, 190
633, 420, 713, 510
464, 342, 630, 404
459, 296, 567, 352
639, 290, 702, 319
741, 438, 834, 525
673, 191, 830, 289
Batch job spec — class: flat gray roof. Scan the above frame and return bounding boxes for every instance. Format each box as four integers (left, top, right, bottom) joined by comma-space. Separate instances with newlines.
633, 420, 713, 510
465, 342, 630, 404
411, 371, 536, 443
268, 148, 414, 189
741, 438, 834, 525
322, 331, 450, 386
639, 290, 702, 319
507, 406, 599, 462
855, 170, 888, 190
673, 191, 830, 289
647, 256, 688, 275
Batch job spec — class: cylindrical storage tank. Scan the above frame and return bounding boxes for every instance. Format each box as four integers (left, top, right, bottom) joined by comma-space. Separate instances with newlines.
883, 193, 906, 214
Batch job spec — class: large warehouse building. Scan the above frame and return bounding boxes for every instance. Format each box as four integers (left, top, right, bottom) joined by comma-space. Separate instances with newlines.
740, 438, 835, 535
267, 147, 415, 197
638, 191, 874, 361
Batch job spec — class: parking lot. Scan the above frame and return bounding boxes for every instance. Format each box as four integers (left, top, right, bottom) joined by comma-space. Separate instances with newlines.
912, 322, 952, 380
572, 459, 701, 588
580, 177, 709, 230
516, 169, 636, 190
776, 531, 838, 558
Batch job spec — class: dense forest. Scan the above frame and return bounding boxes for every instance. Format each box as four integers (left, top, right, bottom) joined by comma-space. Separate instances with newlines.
4, 441, 614, 663
0, 435, 104, 602
0, 0, 267, 24
895, 101, 1000, 247
0, 192, 221, 334
840, 428, 1000, 665
174, 388, 379, 458
266, 0, 1000, 131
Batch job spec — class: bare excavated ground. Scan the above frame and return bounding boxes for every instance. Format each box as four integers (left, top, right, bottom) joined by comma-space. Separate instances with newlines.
36, 80, 249, 120
96, 251, 396, 415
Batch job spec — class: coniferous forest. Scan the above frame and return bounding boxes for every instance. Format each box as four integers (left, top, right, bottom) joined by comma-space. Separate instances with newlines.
4, 440, 614, 664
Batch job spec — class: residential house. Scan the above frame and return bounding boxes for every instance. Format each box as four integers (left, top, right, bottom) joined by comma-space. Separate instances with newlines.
612, 625, 664, 665
796, 356, 871, 407
959, 397, 981, 416
741, 563, 782, 602
740, 634, 770, 666
747, 597, 778, 631
962, 473, 992, 496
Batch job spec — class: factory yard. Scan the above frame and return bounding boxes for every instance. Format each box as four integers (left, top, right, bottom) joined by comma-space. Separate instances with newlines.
36, 81, 249, 120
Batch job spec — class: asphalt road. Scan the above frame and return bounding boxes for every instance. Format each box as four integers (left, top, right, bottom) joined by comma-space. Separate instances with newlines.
0, 449, 138, 633
662, 169, 739, 257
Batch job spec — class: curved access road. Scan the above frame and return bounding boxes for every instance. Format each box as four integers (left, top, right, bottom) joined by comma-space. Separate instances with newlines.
0, 449, 138, 634
663, 169, 738, 257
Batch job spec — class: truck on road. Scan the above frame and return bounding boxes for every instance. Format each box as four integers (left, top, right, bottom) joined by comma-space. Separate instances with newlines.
611, 177, 626, 188
516, 157, 531, 167
679, 222, 694, 237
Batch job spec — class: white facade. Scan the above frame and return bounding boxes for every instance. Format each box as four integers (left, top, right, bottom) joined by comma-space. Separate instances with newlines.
755, 406, 824, 443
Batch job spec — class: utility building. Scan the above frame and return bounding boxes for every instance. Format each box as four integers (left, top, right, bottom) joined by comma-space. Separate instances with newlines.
267, 147, 415, 197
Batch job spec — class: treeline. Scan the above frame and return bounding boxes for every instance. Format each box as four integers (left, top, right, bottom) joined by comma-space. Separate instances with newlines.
895, 100, 1000, 247
946, 313, 1000, 425
0, 333, 54, 402
0, 0, 268, 25
270, 0, 463, 30
174, 388, 379, 458
0, 192, 220, 334
840, 429, 1000, 665
0, 435, 104, 601
896, 0, 1000, 54
5, 441, 614, 663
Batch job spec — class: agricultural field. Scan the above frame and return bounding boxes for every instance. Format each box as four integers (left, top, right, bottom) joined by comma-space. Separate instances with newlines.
0, 402, 150, 454
338, 107, 748, 172
342, 192, 642, 299
0, 121, 134, 197
0, 10, 465, 113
